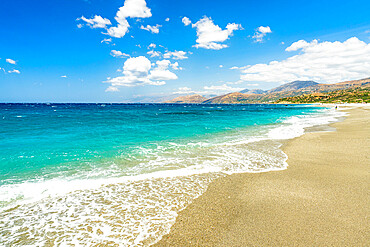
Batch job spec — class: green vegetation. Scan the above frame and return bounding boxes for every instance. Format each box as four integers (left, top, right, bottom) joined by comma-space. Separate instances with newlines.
276, 87, 370, 104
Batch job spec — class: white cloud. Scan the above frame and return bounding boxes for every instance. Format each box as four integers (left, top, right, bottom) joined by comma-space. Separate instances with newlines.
148, 43, 156, 48
191, 16, 242, 50
77, 15, 112, 29
106, 21, 130, 38
61, 75, 67, 78
140, 24, 161, 33
165, 18, 170, 22
115, 0, 152, 19
6, 58, 16, 64
105, 86, 120, 92
101, 38, 112, 44
219, 65, 223, 68
147, 50, 161, 57
230, 66, 247, 70
163, 50, 188, 60
8, 69, 20, 74
240, 37, 370, 83
171, 62, 182, 70
285, 39, 317, 51
78, 1, 153, 38
182, 17, 191, 26
148, 60, 178, 80
110, 50, 130, 57
252, 26, 272, 43
173, 87, 195, 94
105, 0, 152, 38
105, 56, 178, 89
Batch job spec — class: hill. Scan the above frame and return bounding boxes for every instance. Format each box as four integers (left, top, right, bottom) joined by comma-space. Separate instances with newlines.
239, 89, 266, 94
165, 94, 207, 103
276, 83, 370, 104
162, 77, 370, 104
202, 92, 261, 104
267, 81, 318, 93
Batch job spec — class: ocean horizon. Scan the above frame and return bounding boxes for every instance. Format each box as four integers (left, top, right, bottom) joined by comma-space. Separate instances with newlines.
0, 103, 345, 246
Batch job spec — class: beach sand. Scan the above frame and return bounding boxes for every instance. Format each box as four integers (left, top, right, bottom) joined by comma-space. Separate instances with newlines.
154, 106, 369, 246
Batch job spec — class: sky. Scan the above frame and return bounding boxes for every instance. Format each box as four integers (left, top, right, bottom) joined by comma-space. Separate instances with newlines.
1, 0, 370, 103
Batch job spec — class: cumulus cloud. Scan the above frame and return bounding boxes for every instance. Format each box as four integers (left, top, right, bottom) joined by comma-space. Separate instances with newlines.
105, 20, 130, 38
77, 15, 112, 29
140, 24, 161, 33
170, 62, 182, 70
9, 69, 20, 74
285, 39, 318, 51
165, 18, 170, 22
110, 50, 130, 57
147, 50, 161, 57
79, 0, 152, 38
182, 17, 191, 26
240, 37, 370, 83
149, 60, 178, 81
106, 0, 152, 38
61, 75, 67, 78
101, 38, 112, 44
252, 26, 272, 43
190, 16, 242, 50
105, 86, 120, 92
6, 58, 16, 64
104, 56, 178, 90
173, 86, 195, 94
163, 50, 188, 60
148, 43, 156, 48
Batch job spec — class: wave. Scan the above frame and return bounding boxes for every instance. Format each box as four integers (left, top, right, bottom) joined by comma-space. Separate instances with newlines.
0, 107, 345, 246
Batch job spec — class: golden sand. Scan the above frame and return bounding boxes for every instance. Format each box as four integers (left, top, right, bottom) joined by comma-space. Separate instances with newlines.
154, 106, 370, 246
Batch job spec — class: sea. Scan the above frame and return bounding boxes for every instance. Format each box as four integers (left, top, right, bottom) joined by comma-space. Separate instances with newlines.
0, 103, 345, 246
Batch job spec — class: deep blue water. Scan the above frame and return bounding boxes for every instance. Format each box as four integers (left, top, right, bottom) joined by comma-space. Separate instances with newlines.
0, 103, 343, 246
0, 103, 321, 184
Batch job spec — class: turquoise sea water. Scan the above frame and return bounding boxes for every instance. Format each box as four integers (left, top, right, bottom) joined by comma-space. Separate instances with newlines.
0, 103, 343, 246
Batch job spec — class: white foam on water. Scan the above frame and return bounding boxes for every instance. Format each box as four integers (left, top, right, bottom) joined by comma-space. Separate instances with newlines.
268, 108, 346, 140
0, 107, 346, 246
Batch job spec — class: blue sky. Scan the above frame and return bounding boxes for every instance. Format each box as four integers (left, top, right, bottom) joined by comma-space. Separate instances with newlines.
1, 0, 370, 103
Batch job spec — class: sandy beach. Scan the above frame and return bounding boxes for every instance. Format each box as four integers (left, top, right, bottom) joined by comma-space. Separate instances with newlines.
154, 105, 370, 246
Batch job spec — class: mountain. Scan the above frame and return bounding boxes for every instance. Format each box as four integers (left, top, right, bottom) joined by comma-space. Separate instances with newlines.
161, 77, 370, 104
240, 89, 266, 94
165, 94, 207, 103
202, 92, 261, 104
234, 78, 370, 103
276, 81, 370, 104
267, 81, 319, 93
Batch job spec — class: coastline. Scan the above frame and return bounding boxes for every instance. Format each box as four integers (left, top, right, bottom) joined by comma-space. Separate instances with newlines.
153, 105, 369, 246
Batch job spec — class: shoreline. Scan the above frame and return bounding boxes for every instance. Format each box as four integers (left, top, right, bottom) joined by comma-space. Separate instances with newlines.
153, 105, 369, 246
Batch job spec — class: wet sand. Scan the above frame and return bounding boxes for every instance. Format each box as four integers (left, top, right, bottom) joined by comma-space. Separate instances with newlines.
154, 106, 369, 246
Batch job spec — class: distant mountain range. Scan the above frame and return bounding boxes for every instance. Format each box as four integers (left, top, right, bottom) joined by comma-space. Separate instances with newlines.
165, 94, 207, 103
165, 77, 370, 104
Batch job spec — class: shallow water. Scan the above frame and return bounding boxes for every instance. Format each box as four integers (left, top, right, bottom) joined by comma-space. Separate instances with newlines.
0, 103, 344, 246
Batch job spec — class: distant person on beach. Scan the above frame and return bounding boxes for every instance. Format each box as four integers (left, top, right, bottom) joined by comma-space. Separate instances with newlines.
335, 106, 338, 110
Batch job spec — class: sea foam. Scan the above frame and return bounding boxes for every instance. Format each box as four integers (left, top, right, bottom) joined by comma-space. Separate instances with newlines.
0, 106, 345, 246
